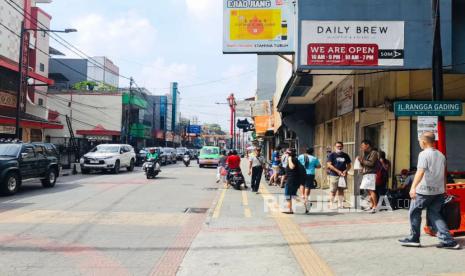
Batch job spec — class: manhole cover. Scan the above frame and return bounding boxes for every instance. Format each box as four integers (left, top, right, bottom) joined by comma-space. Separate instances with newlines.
184, 208, 209, 214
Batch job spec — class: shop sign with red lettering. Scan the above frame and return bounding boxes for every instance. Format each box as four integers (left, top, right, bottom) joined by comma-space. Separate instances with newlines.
300, 21, 404, 68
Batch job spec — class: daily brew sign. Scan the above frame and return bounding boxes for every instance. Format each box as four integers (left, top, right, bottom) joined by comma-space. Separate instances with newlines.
223, 0, 295, 53
300, 21, 404, 67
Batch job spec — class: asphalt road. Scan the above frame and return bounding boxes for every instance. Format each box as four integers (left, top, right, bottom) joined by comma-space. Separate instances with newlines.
0, 162, 219, 275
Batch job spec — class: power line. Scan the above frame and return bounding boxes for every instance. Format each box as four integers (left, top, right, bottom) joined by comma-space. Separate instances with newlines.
4, 0, 131, 81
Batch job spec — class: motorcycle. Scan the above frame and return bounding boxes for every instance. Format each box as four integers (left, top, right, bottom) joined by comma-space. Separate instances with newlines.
228, 168, 245, 190
264, 162, 274, 182
183, 154, 190, 167
143, 158, 161, 179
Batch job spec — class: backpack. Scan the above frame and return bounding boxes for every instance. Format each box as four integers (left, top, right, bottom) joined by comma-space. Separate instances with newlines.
375, 160, 387, 186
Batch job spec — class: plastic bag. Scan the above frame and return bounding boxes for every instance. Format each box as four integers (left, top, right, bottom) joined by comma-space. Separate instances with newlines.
338, 176, 347, 188
354, 157, 362, 170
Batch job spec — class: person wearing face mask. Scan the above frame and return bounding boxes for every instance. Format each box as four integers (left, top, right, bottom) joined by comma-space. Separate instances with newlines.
327, 141, 352, 209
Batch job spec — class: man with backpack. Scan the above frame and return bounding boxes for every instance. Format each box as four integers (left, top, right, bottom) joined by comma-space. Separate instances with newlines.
298, 148, 321, 213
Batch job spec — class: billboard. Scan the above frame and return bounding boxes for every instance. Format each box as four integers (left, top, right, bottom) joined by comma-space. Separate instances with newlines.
301, 21, 404, 68
235, 101, 253, 117
223, 0, 295, 53
251, 100, 272, 117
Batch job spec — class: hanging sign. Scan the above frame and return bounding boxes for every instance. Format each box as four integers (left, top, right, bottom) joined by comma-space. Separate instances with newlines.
417, 116, 438, 141
394, 101, 463, 117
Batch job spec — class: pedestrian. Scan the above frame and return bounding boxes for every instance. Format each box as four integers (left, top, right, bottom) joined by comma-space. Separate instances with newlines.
280, 149, 289, 188
217, 150, 227, 185
398, 132, 460, 249
283, 148, 299, 214
269, 146, 281, 186
358, 140, 379, 213
298, 148, 321, 213
376, 151, 390, 201
327, 142, 352, 209
248, 148, 265, 193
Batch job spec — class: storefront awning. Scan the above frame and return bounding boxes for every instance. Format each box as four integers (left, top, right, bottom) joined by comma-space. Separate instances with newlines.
0, 116, 63, 129
0, 58, 55, 85
76, 124, 120, 136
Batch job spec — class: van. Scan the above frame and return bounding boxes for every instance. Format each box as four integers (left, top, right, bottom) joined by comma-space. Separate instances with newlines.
198, 146, 220, 168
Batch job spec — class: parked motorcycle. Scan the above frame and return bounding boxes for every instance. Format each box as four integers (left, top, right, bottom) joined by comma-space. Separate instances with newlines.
183, 154, 190, 167
264, 162, 274, 182
228, 168, 245, 190
143, 158, 161, 179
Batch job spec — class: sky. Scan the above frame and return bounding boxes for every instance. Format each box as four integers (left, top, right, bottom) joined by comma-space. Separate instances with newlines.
40, 0, 257, 130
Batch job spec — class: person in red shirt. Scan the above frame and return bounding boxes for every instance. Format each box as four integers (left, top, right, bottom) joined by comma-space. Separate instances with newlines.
226, 150, 241, 170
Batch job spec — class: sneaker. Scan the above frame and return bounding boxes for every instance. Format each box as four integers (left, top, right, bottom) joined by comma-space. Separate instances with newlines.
398, 238, 420, 247
436, 242, 461, 250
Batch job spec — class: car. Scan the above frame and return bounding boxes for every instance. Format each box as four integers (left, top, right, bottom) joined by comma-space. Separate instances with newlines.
198, 146, 220, 168
176, 147, 188, 160
80, 144, 136, 174
162, 147, 177, 164
0, 142, 61, 196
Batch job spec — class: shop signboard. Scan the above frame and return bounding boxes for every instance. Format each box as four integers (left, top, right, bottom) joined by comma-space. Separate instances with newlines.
188, 125, 202, 135
300, 21, 404, 68
223, 0, 295, 53
417, 116, 438, 141
251, 100, 272, 117
0, 91, 17, 108
336, 77, 354, 116
236, 101, 253, 117
394, 101, 463, 117
0, 126, 16, 134
87, 135, 112, 141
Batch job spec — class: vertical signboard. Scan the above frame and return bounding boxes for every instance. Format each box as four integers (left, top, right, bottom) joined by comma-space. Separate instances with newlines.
300, 21, 404, 68
223, 0, 295, 53
417, 116, 438, 140
336, 77, 354, 116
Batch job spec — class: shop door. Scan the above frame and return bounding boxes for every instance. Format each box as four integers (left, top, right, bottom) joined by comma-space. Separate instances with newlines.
364, 123, 384, 151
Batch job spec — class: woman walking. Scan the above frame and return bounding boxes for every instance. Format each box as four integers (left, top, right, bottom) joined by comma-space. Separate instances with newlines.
283, 149, 300, 214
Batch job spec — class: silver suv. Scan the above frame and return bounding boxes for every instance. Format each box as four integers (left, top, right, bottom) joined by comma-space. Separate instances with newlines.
80, 144, 136, 174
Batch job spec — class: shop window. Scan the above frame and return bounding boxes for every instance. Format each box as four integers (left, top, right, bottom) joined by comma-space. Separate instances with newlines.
358, 88, 365, 108
38, 98, 44, 106
40, 63, 45, 72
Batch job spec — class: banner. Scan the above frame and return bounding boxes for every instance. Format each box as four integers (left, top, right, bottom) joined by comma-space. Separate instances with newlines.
223, 0, 295, 53
188, 125, 202, 135
251, 100, 272, 117
300, 21, 404, 67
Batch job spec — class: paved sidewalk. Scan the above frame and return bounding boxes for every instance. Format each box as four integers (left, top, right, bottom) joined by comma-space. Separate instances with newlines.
178, 166, 465, 276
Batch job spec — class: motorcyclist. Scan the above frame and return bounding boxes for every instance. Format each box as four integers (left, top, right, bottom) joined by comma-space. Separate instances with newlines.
146, 148, 159, 160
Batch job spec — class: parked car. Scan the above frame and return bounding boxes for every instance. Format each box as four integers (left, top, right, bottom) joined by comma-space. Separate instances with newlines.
162, 147, 176, 164
198, 146, 220, 168
80, 144, 136, 174
176, 147, 188, 160
0, 142, 61, 196
136, 148, 148, 166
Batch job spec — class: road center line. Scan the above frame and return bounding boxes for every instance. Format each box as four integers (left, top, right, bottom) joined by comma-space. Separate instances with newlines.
212, 188, 227, 219
242, 190, 252, 218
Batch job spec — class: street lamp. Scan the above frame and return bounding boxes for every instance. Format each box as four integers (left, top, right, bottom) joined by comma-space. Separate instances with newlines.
15, 21, 77, 139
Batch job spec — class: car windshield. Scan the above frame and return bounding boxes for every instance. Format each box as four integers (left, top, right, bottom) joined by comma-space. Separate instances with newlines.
201, 148, 219, 155
0, 144, 21, 157
92, 145, 120, 153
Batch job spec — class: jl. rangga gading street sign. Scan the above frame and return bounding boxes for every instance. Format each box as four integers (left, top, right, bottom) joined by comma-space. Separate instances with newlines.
394, 101, 463, 117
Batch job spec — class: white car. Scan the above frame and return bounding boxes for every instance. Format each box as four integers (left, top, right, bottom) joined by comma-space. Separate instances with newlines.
80, 144, 136, 174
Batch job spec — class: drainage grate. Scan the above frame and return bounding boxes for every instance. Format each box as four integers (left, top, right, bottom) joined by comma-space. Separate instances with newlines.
203, 187, 218, 191
184, 208, 209, 214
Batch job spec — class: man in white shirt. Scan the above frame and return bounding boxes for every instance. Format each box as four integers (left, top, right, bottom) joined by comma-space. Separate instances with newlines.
398, 132, 460, 249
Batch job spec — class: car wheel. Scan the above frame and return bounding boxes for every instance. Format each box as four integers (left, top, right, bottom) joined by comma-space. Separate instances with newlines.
112, 160, 120, 174
127, 159, 135, 172
81, 168, 90, 174
199, 164, 204, 168
41, 168, 58, 188
1, 171, 20, 196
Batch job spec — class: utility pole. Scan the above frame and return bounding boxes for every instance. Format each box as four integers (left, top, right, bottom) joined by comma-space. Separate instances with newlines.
15, 21, 28, 140
227, 93, 236, 149
432, 0, 446, 155
126, 77, 134, 144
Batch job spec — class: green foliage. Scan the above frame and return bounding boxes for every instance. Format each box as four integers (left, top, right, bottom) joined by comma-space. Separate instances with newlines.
72, 81, 117, 92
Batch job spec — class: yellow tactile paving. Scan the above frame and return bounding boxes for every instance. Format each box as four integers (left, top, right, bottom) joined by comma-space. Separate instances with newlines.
0, 210, 187, 226
260, 185, 334, 276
